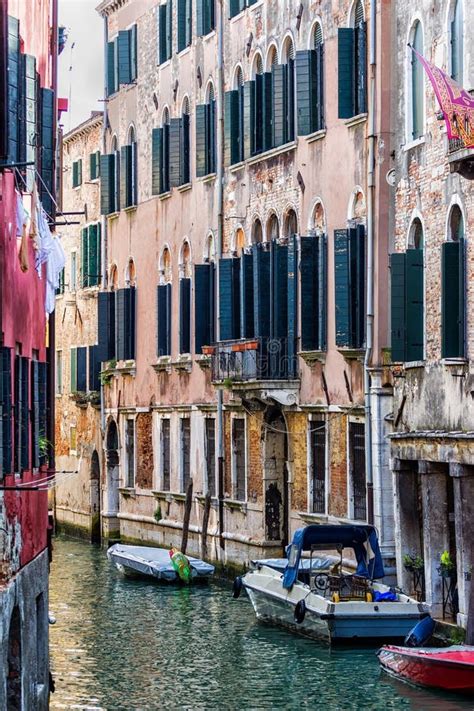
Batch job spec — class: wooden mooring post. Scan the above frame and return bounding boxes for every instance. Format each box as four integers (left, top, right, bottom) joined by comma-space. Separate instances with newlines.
466, 544, 474, 645
181, 478, 193, 555
201, 492, 211, 561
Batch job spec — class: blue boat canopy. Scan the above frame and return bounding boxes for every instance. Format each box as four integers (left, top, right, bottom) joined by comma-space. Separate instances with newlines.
282, 525, 385, 590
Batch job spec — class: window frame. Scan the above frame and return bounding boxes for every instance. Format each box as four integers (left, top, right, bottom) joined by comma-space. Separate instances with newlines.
124, 417, 136, 489
231, 415, 247, 501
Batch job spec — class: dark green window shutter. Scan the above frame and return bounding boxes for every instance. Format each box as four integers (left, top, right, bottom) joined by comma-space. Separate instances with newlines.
224, 90, 240, 166
21, 54, 37, 189
120, 144, 133, 208
300, 235, 327, 351
70, 348, 77, 393
72, 161, 78, 188
100, 153, 116, 215
195, 103, 207, 177
316, 43, 325, 130
219, 258, 240, 340
242, 81, 255, 159
107, 40, 116, 95
152, 127, 162, 194
254, 73, 263, 154
338, 28, 355, 119
272, 64, 287, 147
157, 284, 172, 356
19, 357, 29, 471
0, 347, 13, 475
179, 278, 191, 353
349, 225, 365, 348
180, 113, 190, 184
195, 264, 212, 352
30, 361, 40, 469
318, 234, 328, 350
89, 152, 97, 180
206, 100, 216, 173
178, 0, 187, 52
77, 158, 82, 184
162, 123, 170, 191
130, 25, 138, 81
296, 51, 313, 136
158, 4, 168, 64
199, 0, 214, 34
76, 347, 87, 392
38, 362, 47, 465
88, 345, 101, 392
287, 234, 298, 372
7, 16, 20, 164
196, 0, 204, 35
287, 59, 295, 141
169, 117, 182, 187
39, 87, 55, 216
118, 29, 131, 84
98, 291, 116, 362
271, 241, 288, 339
166, 0, 173, 58
81, 227, 89, 287
442, 240, 465, 358
405, 248, 424, 362
88, 223, 101, 287
240, 253, 254, 339
262, 72, 273, 151
229, 0, 240, 17
390, 252, 406, 362
334, 229, 351, 347
355, 22, 367, 115
185, 0, 192, 45
115, 289, 126, 360
125, 287, 136, 360
253, 244, 271, 338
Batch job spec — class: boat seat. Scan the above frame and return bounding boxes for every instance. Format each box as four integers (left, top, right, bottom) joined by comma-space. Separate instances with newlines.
328, 574, 371, 601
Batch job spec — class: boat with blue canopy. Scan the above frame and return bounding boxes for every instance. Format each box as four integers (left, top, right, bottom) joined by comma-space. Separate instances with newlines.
237, 524, 430, 644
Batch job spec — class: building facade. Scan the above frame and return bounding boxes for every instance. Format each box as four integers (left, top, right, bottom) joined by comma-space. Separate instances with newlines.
0, 0, 59, 707
93, 0, 395, 570
390, 0, 473, 626
54, 112, 104, 541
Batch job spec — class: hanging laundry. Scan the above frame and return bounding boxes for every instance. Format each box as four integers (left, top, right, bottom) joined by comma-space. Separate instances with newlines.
16, 190, 30, 273
45, 231, 66, 315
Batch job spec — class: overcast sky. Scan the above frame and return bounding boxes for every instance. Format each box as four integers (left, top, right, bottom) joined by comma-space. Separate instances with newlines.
58, 0, 104, 133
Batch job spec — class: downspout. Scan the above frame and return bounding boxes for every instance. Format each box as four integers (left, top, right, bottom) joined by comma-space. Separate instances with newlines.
100, 13, 108, 437
364, 0, 376, 524
216, 0, 225, 554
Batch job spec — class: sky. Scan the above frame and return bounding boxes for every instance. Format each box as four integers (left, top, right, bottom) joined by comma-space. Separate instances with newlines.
58, 0, 104, 133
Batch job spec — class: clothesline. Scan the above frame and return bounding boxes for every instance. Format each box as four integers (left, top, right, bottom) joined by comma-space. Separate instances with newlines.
13, 166, 72, 228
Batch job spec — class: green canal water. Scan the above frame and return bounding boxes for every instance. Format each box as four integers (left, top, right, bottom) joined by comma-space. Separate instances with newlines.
49, 537, 471, 710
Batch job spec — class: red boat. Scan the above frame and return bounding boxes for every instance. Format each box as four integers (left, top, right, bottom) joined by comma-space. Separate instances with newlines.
377, 645, 474, 694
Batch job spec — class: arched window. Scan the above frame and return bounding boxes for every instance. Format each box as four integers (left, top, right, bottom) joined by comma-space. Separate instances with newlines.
267, 213, 279, 241
442, 204, 465, 357
179, 241, 191, 353
337, 0, 367, 119
196, 82, 216, 177
126, 258, 136, 287
409, 21, 424, 140
284, 209, 298, 238
227, 66, 245, 165
409, 217, 424, 249
282, 37, 296, 142
157, 247, 172, 356
234, 227, 245, 256
161, 246, 172, 283
450, 0, 463, 83
252, 218, 263, 244
122, 125, 137, 208
205, 233, 215, 262
312, 201, 326, 234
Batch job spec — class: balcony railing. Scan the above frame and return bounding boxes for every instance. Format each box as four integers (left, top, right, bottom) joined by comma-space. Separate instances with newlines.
211, 338, 298, 383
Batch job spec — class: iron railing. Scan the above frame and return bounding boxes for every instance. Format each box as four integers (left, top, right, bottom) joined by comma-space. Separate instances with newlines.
211, 338, 298, 382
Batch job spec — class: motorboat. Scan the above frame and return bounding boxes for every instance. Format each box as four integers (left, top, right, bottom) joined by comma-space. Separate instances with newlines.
107, 543, 215, 582
377, 644, 474, 693
236, 524, 430, 644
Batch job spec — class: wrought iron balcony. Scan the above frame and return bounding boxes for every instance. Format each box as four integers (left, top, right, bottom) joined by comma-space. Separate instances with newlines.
211, 338, 298, 383
447, 138, 474, 179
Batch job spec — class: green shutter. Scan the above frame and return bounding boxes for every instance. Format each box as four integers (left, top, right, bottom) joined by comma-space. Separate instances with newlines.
70, 348, 77, 392
169, 117, 182, 187
7, 16, 20, 164
262, 72, 273, 151
316, 43, 325, 130
152, 127, 162, 194
120, 145, 133, 207
30, 361, 40, 468
40, 87, 55, 215
253, 244, 271, 338
229, 0, 240, 17
405, 248, 424, 362
334, 229, 351, 347
254, 73, 263, 153
100, 153, 116, 214
20, 357, 29, 471
224, 90, 240, 165
115, 289, 125, 360
349, 225, 365, 348
76, 347, 87, 392
107, 40, 116, 95
390, 252, 406, 362
355, 22, 367, 114
287, 234, 298, 373
271, 241, 288, 339
195, 103, 207, 177
242, 81, 255, 159
118, 29, 131, 84
178, 0, 187, 52
88, 345, 101, 392
272, 64, 287, 147
338, 28, 355, 119
166, 0, 173, 58
219, 258, 240, 340
179, 278, 191, 353
195, 264, 212, 352
157, 284, 172, 356
98, 291, 116, 362
89, 152, 97, 180
207, 100, 216, 173
81, 227, 89, 287
1, 348, 13, 475
159, 4, 167, 63
196, 0, 204, 35
130, 25, 138, 81
180, 113, 190, 184
296, 51, 313, 136
300, 236, 318, 351
442, 239, 465, 358
21, 54, 37, 190
88, 223, 101, 287
287, 59, 295, 141
240, 253, 254, 339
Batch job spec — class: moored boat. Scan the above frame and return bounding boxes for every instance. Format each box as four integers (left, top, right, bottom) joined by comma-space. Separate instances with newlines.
107, 543, 215, 582
237, 524, 430, 644
377, 644, 474, 693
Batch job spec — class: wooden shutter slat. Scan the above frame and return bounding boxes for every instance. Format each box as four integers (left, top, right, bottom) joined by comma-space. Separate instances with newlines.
107, 40, 116, 95
179, 278, 191, 353
334, 229, 351, 347
355, 22, 367, 115
253, 244, 271, 339
338, 28, 355, 119
118, 29, 131, 84
442, 240, 465, 358
405, 248, 424, 362
287, 234, 298, 374
390, 252, 406, 362
180, 113, 190, 184
194, 264, 212, 352
81, 227, 89, 288
296, 50, 312, 136
195, 103, 207, 177
169, 117, 182, 187
240, 253, 254, 339
272, 64, 287, 147
242, 81, 255, 160
100, 153, 116, 215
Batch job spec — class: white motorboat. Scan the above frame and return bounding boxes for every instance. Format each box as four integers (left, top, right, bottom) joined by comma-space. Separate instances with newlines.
235, 525, 430, 644
107, 543, 215, 582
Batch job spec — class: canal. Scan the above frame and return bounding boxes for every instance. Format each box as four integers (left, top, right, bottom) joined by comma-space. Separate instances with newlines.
49, 537, 471, 710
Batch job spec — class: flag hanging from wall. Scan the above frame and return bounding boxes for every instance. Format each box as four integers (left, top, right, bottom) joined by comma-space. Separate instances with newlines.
410, 44, 474, 149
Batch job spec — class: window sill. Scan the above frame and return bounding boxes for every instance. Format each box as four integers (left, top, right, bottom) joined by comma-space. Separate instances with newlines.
177, 182, 192, 193
119, 487, 136, 499
224, 499, 247, 514
337, 347, 365, 362
344, 113, 368, 128
442, 357, 468, 366
246, 140, 297, 166
106, 211, 120, 220
153, 356, 172, 373
404, 360, 425, 370
203, 30, 216, 41
124, 204, 137, 213
158, 191, 171, 201
196, 494, 219, 509
299, 350, 326, 366
195, 354, 211, 370
115, 360, 136, 376
152, 490, 173, 502
72, 185, 82, 191
306, 128, 327, 144
158, 59, 171, 70
403, 136, 426, 152
172, 354, 192, 372
177, 46, 191, 58
199, 173, 216, 184
229, 160, 245, 173
298, 511, 328, 524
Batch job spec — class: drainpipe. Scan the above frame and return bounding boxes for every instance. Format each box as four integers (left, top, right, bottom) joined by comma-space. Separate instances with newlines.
100, 13, 109, 437
216, 0, 225, 554
364, 0, 376, 525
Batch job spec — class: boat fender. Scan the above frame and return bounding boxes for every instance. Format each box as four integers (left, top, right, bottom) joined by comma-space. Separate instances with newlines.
404, 616, 436, 647
232, 576, 243, 599
294, 599, 306, 624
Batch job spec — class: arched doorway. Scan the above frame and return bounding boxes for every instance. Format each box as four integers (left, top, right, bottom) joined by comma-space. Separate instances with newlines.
262, 406, 289, 552
7, 606, 21, 710
105, 420, 120, 537
90, 450, 101, 543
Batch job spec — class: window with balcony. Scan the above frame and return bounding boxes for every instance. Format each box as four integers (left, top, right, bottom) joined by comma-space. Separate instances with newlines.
180, 418, 191, 492
296, 22, 324, 135
196, 84, 216, 177
177, 0, 192, 52
390, 218, 424, 362
232, 418, 246, 501
442, 205, 465, 358
309, 420, 326, 514
338, 0, 367, 119
196, 0, 215, 36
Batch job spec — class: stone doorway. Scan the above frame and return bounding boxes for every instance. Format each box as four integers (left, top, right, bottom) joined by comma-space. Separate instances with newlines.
262, 406, 289, 553
104, 420, 120, 539
7, 606, 22, 710
90, 450, 101, 543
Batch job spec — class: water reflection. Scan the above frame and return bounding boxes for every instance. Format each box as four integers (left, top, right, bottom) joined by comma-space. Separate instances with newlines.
49, 538, 472, 710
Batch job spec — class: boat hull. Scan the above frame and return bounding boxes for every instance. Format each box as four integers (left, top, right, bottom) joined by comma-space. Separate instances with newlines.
107, 544, 215, 582
378, 645, 474, 693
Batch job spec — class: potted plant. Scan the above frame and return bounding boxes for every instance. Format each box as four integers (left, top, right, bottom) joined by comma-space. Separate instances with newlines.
403, 554, 424, 572
201, 345, 215, 356
438, 550, 456, 578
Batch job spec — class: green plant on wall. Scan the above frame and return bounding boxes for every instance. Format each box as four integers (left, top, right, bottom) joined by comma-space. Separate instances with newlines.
38, 436, 54, 458
154, 506, 162, 523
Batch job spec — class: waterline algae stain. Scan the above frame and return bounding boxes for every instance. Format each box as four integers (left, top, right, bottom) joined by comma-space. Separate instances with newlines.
49, 538, 471, 710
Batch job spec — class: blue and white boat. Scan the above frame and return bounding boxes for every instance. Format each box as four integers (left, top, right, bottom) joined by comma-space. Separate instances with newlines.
239, 525, 430, 644
107, 543, 215, 582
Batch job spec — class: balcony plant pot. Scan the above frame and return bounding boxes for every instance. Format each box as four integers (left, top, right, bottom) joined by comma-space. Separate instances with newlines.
438, 564, 456, 579
231, 343, 246, 352
244, 341, 259, 351
201, 346, 215, 356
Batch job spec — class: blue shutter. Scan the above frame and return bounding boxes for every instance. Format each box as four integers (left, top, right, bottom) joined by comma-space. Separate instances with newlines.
88, 345, 101, 392
118, 29, 131, 84
157, 284, 172, 356
405, 249, 424, 362
240, 253, 254, 339
100, 153, 116, 215
390, 252, 406, 362
76, 347, 87, 392
195, 104, 207, 177
0, 347, 13, 475
334, 229, 351, 347
98, 291, 116, 362
219, 258, 240, 341
253, 244, 271, 338
179, 278, 191, 353
338, 28, 355, 119
166, 0, 173, 58
287, 234, 298, 375
195, 264, 212, 352
442, 239, 465, 359
7, 15, 20, 164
